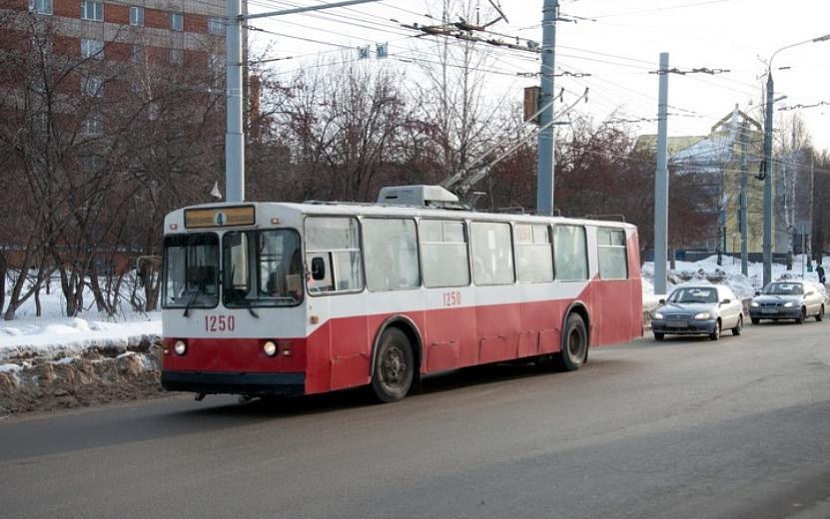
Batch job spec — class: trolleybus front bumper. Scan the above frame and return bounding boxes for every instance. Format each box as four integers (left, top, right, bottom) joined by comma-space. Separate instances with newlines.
162, 371, 305, 396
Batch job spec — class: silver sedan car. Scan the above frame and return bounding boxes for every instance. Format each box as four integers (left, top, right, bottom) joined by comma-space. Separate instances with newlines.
749, 280, 826, 324
652, 284, 744, 341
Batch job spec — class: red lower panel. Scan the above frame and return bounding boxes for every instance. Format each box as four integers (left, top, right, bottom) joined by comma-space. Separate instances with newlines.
163, 338, 307, 373
164, 277, 642, 396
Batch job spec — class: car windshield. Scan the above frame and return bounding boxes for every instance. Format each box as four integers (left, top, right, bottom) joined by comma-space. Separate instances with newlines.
667, 287, 717, 304
763, 282, 803, 295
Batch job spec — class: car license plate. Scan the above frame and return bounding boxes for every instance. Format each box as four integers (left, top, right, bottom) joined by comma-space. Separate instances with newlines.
668, 322, 686, 328
762, 308, 777, 314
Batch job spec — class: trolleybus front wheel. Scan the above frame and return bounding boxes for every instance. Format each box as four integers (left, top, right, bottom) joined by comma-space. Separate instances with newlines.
371, 328, 414, 403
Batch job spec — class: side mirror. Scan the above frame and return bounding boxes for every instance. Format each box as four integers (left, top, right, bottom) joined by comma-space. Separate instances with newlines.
721, 299, 731, 305
311, 257, 326, 281
754, 290, 761, 296
658, 299, 666, 305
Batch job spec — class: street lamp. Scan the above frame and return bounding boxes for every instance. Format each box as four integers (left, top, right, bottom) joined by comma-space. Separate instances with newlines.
761, 33, 830, 287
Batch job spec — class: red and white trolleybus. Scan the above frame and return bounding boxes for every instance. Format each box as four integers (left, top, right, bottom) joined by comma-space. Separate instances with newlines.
161, 185, 642, 402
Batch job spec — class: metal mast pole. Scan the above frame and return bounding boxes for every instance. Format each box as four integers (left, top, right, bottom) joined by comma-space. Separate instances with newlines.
225, 0, 244, 203
536, 0, 558, 216
763, 73, 773, 286
654, 52, 670, 295
740, 123, 748, 276
224, 0, 383, 202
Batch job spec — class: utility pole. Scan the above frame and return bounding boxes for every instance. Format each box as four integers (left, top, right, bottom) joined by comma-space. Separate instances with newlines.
225, 0, 244, 203
739, 123, 748, 276
762, 71, 773, 286
536, 0, 558, 216
224, 0, 383, 203
654, 52, 670, 295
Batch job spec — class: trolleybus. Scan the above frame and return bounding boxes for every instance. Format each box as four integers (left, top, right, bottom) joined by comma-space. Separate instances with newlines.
161, 185, 642, 402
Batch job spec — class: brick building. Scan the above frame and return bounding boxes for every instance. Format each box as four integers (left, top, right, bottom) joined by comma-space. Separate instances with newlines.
1, 0, 229, 129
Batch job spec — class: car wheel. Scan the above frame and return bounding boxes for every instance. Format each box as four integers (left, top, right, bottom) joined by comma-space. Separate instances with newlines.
709, 320, 721, 341
732, 315, 743, 336
371, 328, 414, 403
817, 305, 825, 322
796, 308, 806, 325
654, 332, 665, 341
751, 317, 760, 325
558, 313, 588, 371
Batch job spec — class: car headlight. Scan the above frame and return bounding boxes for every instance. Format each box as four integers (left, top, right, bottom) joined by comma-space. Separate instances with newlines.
750, 301, 759, 308
694, 312, 712, 320
654, 312, 664, 320
783, 302, 794, 308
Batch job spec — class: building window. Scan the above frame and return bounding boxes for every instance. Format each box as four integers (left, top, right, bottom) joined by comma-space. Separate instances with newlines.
28, 0, 53, 15
208, 17, 224, 35
80, 113, 103, 136
170, 12, 184, 31
169, 48, 183, 65
81, 1, 104, 21
80, 38, 104, 60
129, 6, 144, 26
81, 76, 103, 97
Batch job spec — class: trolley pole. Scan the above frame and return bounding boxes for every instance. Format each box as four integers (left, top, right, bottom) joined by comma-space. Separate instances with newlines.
224, 0, 384, 202
654, 53, 670, 295
536, 0, 558, 216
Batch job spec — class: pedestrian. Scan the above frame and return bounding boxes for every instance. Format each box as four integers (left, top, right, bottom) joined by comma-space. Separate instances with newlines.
817, 263, 826, 285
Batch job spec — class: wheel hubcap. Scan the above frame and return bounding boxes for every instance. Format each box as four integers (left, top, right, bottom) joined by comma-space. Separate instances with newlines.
381, 346, 406, 387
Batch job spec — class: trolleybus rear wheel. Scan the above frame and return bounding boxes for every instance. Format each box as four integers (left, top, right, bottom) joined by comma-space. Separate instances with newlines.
558, 313, 588, 371
371, 328, 414, 403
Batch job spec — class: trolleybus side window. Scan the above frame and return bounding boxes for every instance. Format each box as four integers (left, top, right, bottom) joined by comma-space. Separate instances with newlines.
597, 228, 628, 280
514, 223, 553, 283
363, 218, 419, 292
471, 221, 515, 285
553, 225, 588, 281
162, 233, 219, 308
305, 216, 363, 294
419, 220, 470, 288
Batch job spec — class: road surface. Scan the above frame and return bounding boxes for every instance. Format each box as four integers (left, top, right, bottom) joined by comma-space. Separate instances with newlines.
2, 319, 829, 518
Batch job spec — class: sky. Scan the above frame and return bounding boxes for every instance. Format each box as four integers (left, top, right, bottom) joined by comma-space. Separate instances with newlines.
245, 0, 830, 151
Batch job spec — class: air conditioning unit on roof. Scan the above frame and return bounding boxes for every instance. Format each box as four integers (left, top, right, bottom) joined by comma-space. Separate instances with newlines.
377, 185, 465, 209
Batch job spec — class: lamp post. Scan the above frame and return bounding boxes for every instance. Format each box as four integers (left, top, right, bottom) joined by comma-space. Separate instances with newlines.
762, 33, 830, 287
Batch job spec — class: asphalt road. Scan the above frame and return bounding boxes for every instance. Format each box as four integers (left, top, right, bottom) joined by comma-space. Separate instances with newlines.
2, 319, 830, 519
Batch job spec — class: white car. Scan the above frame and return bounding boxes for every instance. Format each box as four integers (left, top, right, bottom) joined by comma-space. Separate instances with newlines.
652, 284, 744, 341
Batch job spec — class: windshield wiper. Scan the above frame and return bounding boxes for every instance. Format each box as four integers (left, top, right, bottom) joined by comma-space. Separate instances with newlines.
182, 288, 200, 318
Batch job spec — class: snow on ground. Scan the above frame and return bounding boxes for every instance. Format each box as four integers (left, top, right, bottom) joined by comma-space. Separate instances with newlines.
642, 254, 829, 307
1, 276, 160, 361
1, 255, 827, 361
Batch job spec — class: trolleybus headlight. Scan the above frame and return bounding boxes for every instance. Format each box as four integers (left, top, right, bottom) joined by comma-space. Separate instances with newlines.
174, 340, 187, 356
263, 341, 278, 357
